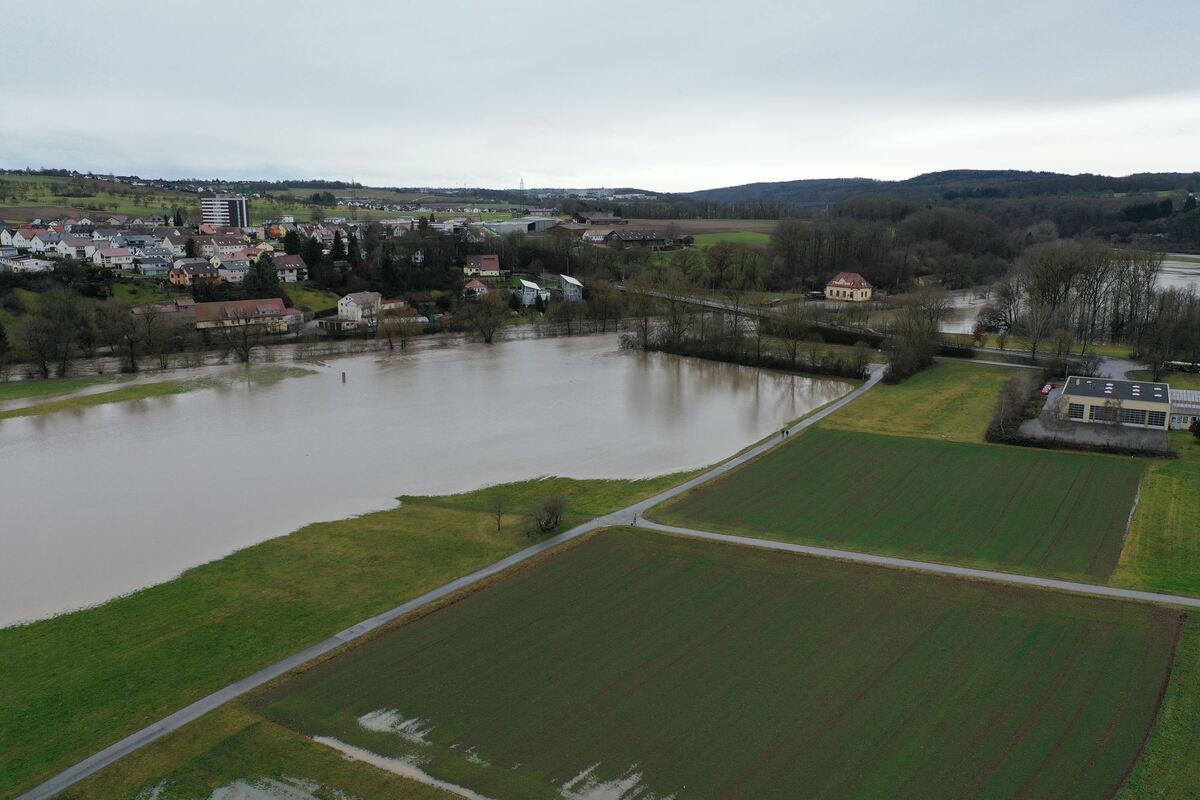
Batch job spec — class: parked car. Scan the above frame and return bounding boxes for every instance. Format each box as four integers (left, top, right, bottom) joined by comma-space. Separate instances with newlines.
1040, 383, 1056, 396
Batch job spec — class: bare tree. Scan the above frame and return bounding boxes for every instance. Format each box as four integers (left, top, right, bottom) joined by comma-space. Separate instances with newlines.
774, 301, 811, 367
377, 304, 421, 350
463, 291, 509, 344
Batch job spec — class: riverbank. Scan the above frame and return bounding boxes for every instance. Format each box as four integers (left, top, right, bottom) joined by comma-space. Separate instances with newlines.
0, 472, 696, 798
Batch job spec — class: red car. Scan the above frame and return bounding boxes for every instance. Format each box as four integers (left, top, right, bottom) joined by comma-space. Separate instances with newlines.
1040, 383, 1056, 396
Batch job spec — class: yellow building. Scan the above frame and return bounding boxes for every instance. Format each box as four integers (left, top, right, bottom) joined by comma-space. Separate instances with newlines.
825, 271, 873, 302
1059, 376, 1170, 430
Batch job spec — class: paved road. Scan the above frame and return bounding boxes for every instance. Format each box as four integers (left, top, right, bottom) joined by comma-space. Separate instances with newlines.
638, 521, 1200, 609
16, 367, 886, 800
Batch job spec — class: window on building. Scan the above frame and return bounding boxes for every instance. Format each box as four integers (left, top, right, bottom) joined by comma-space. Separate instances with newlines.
1068, 403, 1085, 420
1148, 411, 1167, 428
1090, 405, 1117, 422
1119, 407, 1147, 425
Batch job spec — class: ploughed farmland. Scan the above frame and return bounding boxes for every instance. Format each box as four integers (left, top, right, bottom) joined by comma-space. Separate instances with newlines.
256, 530, 1178, 800
655, 427, 1145, 581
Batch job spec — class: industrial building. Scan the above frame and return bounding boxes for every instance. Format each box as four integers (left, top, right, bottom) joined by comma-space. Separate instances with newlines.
1059, 377, 1170, 430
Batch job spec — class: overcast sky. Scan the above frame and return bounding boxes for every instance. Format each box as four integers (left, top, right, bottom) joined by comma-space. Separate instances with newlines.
3, 0, 1197, 192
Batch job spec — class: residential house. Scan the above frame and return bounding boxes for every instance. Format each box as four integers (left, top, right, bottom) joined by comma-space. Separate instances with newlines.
337, 291, 382, 323
194, 298, 301, 335
169, 260, 220, 286
824, 272, 873, 302
464, 278, 488, 299
55, 237, 93, 260
135, 256, 171, 276
162, 234, 191, 257
92, 247, 135, 269
463, 254, 502, 278
29, 232, 61, 254
1, 255, 55, 273
271, 254, 308, 283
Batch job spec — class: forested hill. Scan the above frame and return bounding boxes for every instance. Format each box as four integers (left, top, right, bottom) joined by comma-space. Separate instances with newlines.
686, 170, 1200, 205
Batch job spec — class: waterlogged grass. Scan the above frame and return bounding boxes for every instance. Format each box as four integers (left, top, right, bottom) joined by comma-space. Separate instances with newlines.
0, 374, 126, 403
818, 360, 1017, 443
655, 427, 1144, 581
0, 366, 315, 420
1114, 435, 1200, 597
255, 530, 1179, 800
0, 472, 694, 797
61, 707, 452, 800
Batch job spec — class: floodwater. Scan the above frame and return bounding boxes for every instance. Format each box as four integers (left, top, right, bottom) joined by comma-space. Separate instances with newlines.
939, 257, 1200, 334
0, 334, 851, 626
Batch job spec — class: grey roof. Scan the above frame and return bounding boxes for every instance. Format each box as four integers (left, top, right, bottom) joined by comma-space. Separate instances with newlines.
1063, 376, 1169, 404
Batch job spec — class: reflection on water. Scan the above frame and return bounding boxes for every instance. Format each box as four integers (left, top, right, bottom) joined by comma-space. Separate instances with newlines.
0, 333, 850, 626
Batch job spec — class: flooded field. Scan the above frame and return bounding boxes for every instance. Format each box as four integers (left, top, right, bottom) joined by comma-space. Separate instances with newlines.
0, 333, 851, 626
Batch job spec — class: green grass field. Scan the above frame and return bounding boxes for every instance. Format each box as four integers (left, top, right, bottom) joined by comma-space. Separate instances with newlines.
691, 230, 772, 248
819, 361, 1019, 443
0, 474, 693, 798
283, 284, 342, 315
251, 530, 1179, 800
655, 427, 1144, 581
1113, 434, 1200, 596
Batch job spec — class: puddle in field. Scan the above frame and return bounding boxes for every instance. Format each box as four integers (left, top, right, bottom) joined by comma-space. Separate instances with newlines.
314, 737, 494, 800
356, 708, 434, 745
560, 764, 675, 800
207, 776, 357, 800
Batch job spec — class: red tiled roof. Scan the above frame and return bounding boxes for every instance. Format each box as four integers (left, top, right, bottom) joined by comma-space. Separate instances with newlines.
826, 271, 872, 290
466, 254, 500, 270
194, 298, 288, 323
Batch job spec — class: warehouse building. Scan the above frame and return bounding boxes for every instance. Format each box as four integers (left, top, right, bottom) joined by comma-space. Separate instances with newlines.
1059, 376, 1170, 430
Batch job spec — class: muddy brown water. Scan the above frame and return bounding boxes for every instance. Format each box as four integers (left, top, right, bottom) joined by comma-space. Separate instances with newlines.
0, 333, 851, 627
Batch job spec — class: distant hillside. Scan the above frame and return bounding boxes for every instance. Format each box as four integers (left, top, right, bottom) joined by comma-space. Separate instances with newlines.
686, 170, 1200, 205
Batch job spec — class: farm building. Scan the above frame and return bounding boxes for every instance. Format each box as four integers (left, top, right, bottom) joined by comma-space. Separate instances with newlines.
825, 272, 873, 302
1059, 376, 1170, 430
560, 274, 583, 302
1170, 389, 1200, 430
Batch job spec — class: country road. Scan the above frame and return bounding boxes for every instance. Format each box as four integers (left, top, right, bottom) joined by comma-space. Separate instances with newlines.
16, 357, 1187, 800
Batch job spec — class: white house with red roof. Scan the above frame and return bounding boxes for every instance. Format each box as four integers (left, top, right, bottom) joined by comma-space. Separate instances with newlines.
824, 271, 873, 302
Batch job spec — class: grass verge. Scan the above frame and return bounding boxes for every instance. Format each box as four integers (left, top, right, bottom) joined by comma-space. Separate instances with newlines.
1113, 434, 1200, 596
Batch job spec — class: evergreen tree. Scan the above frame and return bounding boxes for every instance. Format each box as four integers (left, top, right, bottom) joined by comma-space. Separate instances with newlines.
331, 230, 346, 261
243, 253, 281, 297
0, 317, 8, 364
283, 229, 302, 255
346, 231, 360, 267
173, 209, 184, 226
380, 252, 399, 293
184, 237, 196, 258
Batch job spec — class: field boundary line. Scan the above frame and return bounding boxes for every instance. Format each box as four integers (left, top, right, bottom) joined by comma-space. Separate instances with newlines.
16, 368, 886, 800
637, 520, 1200, 610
